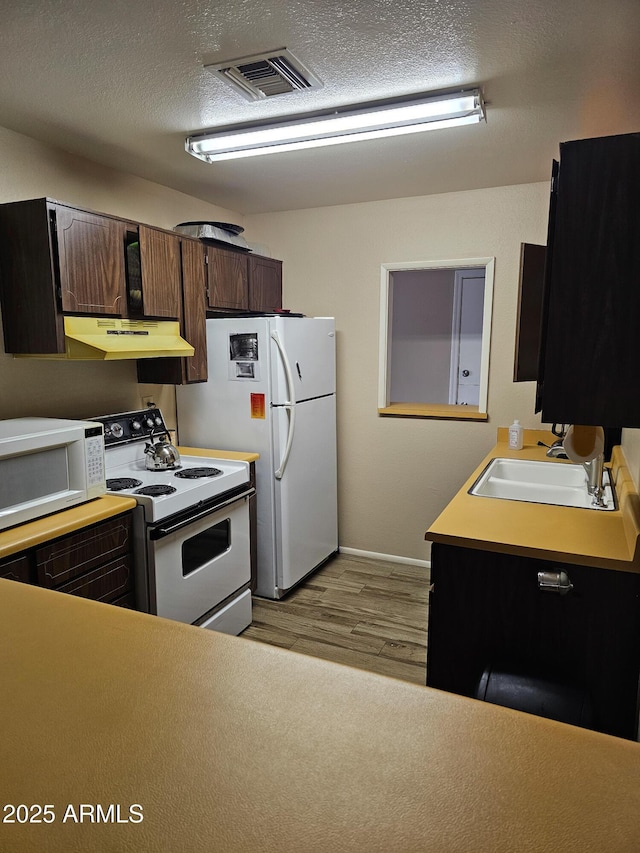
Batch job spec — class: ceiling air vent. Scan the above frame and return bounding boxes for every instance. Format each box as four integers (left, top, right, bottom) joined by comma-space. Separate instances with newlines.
205, 48, 322, 102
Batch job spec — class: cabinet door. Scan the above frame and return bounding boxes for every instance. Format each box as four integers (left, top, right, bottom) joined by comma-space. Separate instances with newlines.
207, 246, 248, 310
180, 238, 208, 381
54, 205, 127, 315
535, 160, 559, 412
539, 133, 640, 427
513, 243, 546, 382
136, 238, 208, 384
0, 198, 64, 353
138, 226, 181, 319
248, 255, 282, 313
427, 544, 640, 739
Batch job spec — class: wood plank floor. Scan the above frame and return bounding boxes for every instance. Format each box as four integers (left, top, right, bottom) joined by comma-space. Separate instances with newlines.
241, 553, 429, 685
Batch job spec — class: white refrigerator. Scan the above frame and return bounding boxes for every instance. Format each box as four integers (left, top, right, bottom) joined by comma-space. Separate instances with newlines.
176, 316, 338, 599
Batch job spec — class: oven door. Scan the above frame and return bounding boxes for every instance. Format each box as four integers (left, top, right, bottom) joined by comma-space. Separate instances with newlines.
146, 492, 252, 624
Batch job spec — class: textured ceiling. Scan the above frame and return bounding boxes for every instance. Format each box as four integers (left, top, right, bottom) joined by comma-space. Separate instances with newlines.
0, 0, 638, 214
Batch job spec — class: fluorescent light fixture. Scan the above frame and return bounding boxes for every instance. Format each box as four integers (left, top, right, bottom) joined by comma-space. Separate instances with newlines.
186, 87, 485, 162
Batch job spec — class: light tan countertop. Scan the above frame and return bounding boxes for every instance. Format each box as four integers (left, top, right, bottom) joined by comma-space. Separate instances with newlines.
2, 578, 639, 852
176, 446, 260, 463
426, 429, 640, 572
0, 447, 259, 561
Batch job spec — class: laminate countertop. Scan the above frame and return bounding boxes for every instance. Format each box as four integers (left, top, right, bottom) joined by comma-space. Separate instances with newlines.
176, 446, 260, 464
2, 578, 639, 852
426, 428, 640, 572
0, 447, 259, 561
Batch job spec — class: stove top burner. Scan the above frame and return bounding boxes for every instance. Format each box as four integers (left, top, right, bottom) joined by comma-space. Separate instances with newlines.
107, 477, 143, 491
134, 484, 177, 497
174, 467, 223, 479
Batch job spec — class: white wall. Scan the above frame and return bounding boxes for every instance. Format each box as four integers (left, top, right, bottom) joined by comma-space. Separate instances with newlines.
245, 184, 553, 561
0, 125, 241, 426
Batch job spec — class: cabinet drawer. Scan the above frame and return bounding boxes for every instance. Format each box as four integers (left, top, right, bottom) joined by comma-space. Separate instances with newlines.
35, 514, 132, 588
0, 553, 32, 584
56, 555, 133, 603
110, 590, 137, 609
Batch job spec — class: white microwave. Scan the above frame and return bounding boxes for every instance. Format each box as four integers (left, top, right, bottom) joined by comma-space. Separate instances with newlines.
0, 417, 106, 531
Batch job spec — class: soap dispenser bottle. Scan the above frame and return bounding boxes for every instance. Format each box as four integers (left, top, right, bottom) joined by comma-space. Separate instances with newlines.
508, 419, 523, 450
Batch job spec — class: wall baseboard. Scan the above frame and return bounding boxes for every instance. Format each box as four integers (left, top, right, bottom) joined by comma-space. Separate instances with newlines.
339, 546, 430, 569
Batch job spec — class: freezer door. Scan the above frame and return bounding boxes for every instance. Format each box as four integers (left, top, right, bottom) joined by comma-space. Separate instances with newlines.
270, 317, 335, 404
272, 394, 338, 593
177, 317, 273, 454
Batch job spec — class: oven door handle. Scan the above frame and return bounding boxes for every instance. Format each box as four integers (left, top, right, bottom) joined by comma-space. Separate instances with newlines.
149, 488, 254, 540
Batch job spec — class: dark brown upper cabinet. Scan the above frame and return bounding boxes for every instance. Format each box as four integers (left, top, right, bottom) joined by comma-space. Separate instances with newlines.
206, 244, 282, 314
180, 238, 208, 382
55, 205, 127, 315
0, 198, 190, 356
248, 255, 283, 313
137, 226, 181, 319
0, 198, 66, 353
207, 244, 249, 311
137, 237, 208, 385
513, 243, 546, 383
0, 198, 131, 353
536, 133, 640, 428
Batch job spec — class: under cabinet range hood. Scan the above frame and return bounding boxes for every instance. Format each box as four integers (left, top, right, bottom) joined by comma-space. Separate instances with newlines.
15, 317, 195, 361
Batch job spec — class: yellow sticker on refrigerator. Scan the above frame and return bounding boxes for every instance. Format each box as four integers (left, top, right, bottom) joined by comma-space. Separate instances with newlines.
251, 393, 266, 419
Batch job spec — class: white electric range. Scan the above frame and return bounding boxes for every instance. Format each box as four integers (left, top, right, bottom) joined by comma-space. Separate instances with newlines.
95, 407, 254, 635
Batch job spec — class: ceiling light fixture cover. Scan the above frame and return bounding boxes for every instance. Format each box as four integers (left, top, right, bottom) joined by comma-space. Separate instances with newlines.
186, 88, 485, 162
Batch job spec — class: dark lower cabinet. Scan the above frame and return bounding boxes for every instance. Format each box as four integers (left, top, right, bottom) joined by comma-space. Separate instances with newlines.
0, 512, 135, 608
427, 543, 640, 739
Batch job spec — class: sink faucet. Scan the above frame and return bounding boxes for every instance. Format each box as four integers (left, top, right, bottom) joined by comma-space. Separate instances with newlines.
546, 439, 568, 459
583, 454, 606, 508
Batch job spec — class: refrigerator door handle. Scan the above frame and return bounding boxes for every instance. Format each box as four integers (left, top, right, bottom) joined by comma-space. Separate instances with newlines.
271, 330, 297, 480
274, 403, 296, 480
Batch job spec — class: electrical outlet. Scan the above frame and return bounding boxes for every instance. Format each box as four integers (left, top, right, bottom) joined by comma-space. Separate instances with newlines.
142, 395, 155, 409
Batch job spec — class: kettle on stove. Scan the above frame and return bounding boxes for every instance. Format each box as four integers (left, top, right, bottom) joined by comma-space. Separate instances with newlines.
144, 430, 181, 471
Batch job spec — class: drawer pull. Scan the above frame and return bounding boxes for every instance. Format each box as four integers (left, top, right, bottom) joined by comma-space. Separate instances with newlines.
537, 569, 573, 595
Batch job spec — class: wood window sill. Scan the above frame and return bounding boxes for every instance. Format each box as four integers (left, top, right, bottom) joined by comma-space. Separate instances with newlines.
378, 403, 488, 420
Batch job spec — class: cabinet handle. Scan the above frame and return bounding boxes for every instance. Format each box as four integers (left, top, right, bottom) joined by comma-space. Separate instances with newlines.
537, 569, 573, 595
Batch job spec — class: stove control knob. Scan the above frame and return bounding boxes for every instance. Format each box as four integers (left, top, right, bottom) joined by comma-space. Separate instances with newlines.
154, 415, 163, 427
130, 419, 142, 432
145, 417, 155, 429
111, 423, 124, 439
